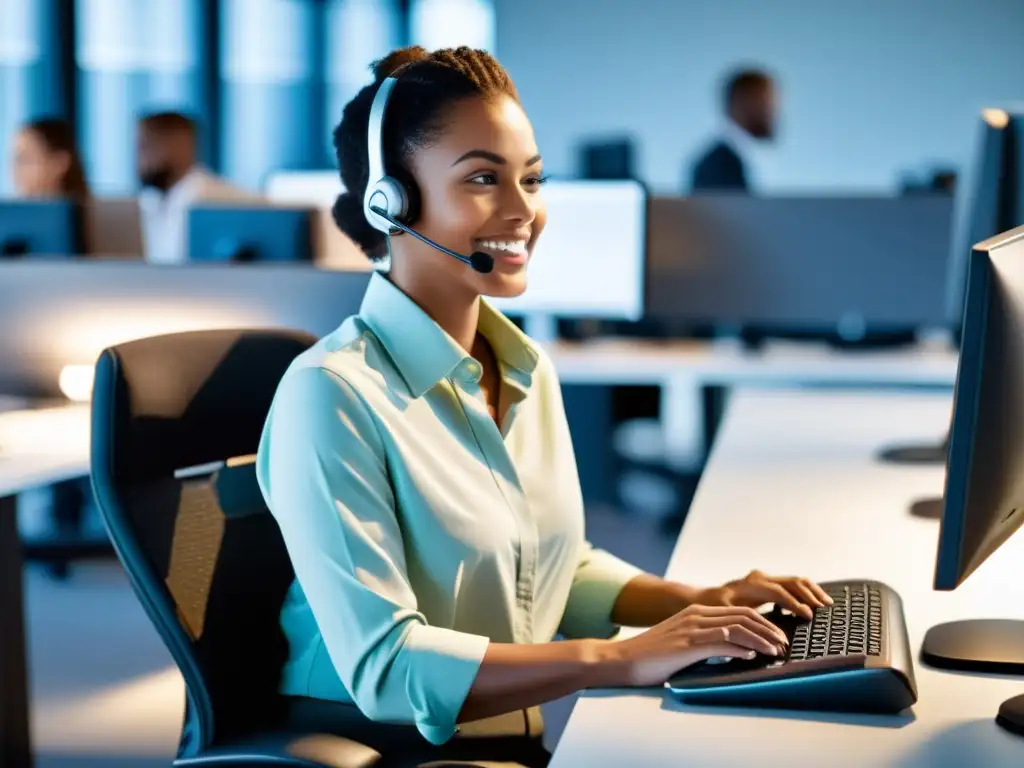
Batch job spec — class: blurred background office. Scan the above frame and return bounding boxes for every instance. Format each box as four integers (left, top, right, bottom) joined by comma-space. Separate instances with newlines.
1, 0, 1024, 766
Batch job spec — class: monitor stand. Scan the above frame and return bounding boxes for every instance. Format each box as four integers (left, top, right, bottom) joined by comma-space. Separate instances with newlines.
921, 619, 1024, 737
876, 431, 949, 465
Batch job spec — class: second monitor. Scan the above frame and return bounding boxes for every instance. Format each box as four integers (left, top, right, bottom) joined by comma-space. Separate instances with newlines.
487, 179, 646, 339
0, 199, 84, 258
188, 204, 314, 262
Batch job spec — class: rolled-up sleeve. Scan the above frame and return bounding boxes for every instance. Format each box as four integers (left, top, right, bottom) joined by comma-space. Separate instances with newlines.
257, 365, 489, 745
558, 541, 644, 640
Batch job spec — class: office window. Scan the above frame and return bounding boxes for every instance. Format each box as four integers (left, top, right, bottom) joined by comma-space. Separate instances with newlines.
76, 0, 205, 194
324, 0, 401, 167
410, 0, 495, 52
0, 0, 62, 195
221, 0, 323, 190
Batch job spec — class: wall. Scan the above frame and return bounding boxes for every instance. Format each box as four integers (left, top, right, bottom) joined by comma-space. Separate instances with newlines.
495, 0, 1024, 193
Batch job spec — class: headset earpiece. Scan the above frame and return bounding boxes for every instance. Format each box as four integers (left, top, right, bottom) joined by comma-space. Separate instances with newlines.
364, 76, 419, 234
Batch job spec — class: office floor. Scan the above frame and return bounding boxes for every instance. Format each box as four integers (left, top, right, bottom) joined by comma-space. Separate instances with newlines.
25, 500, 685, 767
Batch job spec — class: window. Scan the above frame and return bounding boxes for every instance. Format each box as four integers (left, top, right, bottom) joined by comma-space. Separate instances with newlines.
410, 0, 495, 52
0, 0, 62, 195
220, 0, 322, 189
324, 0, 401, 167
76, 0, 205, 194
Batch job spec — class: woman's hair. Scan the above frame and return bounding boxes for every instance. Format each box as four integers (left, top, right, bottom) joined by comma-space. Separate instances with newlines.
23, 117, 90, 199
331, 46, 518, 259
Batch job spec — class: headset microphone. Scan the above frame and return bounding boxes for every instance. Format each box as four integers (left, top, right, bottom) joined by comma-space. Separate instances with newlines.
369, 205, 494, 274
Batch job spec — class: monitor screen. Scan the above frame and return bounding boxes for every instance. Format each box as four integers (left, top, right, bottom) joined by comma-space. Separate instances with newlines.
264, 170, 344, 208
644, 195, 953, 331
944, 109, 1023, 334
0, 199, 83, 258
935, 226, 1024, 590
488, 179, 646, 321
188, 205, 314, 262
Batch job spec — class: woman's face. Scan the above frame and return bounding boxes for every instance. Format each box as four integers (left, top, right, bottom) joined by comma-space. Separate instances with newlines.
11, 129, 69, 198
400, 94, 547, 299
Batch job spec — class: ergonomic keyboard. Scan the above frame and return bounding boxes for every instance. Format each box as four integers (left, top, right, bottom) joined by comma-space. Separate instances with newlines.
666, 580, 917, 714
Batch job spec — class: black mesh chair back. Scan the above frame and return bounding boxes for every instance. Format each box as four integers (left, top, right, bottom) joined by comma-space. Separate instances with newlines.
90, 328, 320, 760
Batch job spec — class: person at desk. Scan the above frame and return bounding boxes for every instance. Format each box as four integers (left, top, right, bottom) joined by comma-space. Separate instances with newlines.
257, 45, 831, 766
11, 117, 89, 199
136, 111, 254, 264
689, 68, 777, 192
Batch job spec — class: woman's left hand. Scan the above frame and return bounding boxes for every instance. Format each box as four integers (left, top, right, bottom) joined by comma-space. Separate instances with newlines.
693, 570, 833, 620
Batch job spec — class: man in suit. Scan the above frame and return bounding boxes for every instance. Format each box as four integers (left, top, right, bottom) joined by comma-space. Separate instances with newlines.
690, 68, 777, 192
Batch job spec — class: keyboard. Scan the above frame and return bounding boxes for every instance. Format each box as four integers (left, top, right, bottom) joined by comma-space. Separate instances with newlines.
666, 580, 917, 714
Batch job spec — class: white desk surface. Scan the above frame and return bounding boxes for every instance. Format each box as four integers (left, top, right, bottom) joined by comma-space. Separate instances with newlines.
551, 389, 1024, 767
0, 404, 91, 498
544, 338, 959, 387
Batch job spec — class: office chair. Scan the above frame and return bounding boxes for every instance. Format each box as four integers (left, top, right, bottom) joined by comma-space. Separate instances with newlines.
89, 329, 383, 767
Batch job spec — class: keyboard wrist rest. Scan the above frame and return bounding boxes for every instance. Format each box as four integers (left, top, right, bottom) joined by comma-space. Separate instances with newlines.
668, 653, 865, 691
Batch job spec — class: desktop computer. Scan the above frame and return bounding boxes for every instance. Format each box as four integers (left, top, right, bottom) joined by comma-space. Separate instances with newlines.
188, 204, 314, 262
666, 226, 1024, 737
880, 107, 1023, 466
645, 194, 953, 335
487, 179, 646, 340
921, 225, 1024, 736
0, 199, 84, 258
263, 170, 344, 208
578, 138, 636, 180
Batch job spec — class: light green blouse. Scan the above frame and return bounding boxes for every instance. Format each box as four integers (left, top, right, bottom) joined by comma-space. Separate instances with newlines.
256, 272, 643, 745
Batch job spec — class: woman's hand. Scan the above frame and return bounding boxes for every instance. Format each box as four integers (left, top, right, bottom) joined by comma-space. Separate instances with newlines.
599, 604, 791, 688
693, 570, 833, 620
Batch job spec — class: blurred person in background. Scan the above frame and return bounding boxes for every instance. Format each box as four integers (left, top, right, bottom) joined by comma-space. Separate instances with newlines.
136, 111, 256, 264
689, 68, 777, 193
12, 116, 90, 199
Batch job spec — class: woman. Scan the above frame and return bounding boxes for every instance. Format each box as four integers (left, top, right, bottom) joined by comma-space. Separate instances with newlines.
11, 117, 89, 198
257, 46, 831, 766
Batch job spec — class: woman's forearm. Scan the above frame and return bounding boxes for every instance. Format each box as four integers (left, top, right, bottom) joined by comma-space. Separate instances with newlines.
611, 574, 700, 627
457, 575, 705, 724
458, 639, 617, 723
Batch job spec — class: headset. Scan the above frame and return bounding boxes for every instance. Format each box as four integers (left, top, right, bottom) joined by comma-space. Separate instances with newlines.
362, 76, 494, 274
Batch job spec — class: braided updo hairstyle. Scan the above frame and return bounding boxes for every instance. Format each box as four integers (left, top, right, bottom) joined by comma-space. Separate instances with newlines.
331, 46, 519, 260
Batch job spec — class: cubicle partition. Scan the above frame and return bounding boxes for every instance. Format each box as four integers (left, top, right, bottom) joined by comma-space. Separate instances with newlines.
0, 260, 372, 399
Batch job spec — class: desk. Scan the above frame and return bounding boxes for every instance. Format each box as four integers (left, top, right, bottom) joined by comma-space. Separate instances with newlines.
546, 337, 960, 471
551, 390, 1024, 767
0, 405, 90, 768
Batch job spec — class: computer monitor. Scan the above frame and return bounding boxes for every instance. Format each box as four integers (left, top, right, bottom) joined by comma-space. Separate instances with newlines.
0, 200, 84, 258
263, 170, 344, 208
188, 205, 314, 262
578, 138, 635, 180
487, 179, 646, 340
880, 108, 1023, 466
645, 195, 952, 335
0, 260, 371, 398
921, 226, 1024, 736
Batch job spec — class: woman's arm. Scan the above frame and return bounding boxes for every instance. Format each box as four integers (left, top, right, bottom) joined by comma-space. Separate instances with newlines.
457, 639, 609, 723
611, 571, 835, 628
611, 574, 697, 627
459, 601, 791, 723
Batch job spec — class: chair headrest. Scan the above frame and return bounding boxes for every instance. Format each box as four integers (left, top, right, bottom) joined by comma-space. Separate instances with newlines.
91, 328, 316, 482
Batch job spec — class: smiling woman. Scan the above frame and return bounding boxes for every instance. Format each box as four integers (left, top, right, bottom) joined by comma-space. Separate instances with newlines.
256, 44, 829, 767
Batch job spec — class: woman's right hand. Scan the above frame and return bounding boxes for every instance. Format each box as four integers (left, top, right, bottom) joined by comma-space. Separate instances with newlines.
599, 604, 791, 688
